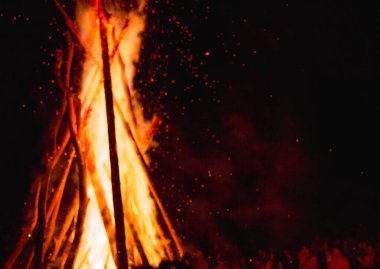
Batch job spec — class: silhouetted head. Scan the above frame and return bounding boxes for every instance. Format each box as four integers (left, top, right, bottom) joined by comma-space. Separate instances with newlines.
331, 247, 342, 257
158, 260, 172, 269
182, 252, 192, 265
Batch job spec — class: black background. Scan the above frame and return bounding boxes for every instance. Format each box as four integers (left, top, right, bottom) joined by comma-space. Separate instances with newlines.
1, 0, 380, 263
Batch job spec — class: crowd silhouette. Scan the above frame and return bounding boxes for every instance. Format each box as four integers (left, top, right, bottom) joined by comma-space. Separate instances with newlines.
134, 233, 380, 269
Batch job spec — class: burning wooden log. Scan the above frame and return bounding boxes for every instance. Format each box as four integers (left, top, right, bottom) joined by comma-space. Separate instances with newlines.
97, 1, 129, 268
55, 32, 89, 269
3, 1, 183, 268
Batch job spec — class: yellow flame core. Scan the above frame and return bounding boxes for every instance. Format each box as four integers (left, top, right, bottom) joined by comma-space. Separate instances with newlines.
74, 4, 168, 268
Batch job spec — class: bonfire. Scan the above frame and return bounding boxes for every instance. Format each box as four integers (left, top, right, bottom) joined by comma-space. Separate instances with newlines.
3, 1, 182, 268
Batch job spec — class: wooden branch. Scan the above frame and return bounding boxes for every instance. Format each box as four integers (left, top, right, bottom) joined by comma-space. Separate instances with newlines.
13, 231, 36, 269
126, 219, 149, 266
104, 253, 111, 269
98, 2, 129, 268
110, 16, 181, 261
51, 30, 74, 155
47, 32, 75, 223
50, 34, 73, 153
2, 181, 41, 269
50, 192, 78, 263
88, 155, 149, 266
34, 165, 49, 269
51, 88, 67, 154
64, 32, 74, 88
87, 156, 118, 264
81, 20, 131, 121
50, 127, 71, 170
63, 69, 88, 269
116, 48, 138, 131
33, 30, 74, 269
49, 6, 134, 170
49, 47, 71, 172
46, 151, 75, 221
59, 217, 76, 269
110, 18, 130, 59
43, 152, 75, 266
73, 246, 90, 269
114, 98, 183, 260
59, 8, 132, 167
43, 194, 61, 266
115, 99, 176, 259
25, 251, 35, 269
52, 0, 99, 65
111, 51, 178, 260
3, 152, 73, 269
110, 24, 138, 135
108, 21, 182, 259
38, 155, 72, 269
155, 221, 174, 261
54, 30, 89, 268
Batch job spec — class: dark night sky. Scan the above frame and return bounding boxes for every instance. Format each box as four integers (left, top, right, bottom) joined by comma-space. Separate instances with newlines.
1, 0, 380, 262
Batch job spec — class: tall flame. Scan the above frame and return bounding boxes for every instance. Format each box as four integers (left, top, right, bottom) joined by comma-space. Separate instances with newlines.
72, 2, 171, 268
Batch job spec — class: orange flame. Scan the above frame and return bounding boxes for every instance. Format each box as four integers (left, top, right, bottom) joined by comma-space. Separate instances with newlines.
72, 2, 172, 268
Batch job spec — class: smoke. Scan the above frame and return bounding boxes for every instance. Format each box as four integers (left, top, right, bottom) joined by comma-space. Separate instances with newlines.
152, 106, 313, 259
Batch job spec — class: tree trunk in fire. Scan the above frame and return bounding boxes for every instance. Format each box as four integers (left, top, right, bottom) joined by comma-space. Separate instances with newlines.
98, 1, 129, 268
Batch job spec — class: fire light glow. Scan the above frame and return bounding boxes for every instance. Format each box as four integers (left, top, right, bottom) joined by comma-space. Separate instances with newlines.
71, 1, 176, 268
